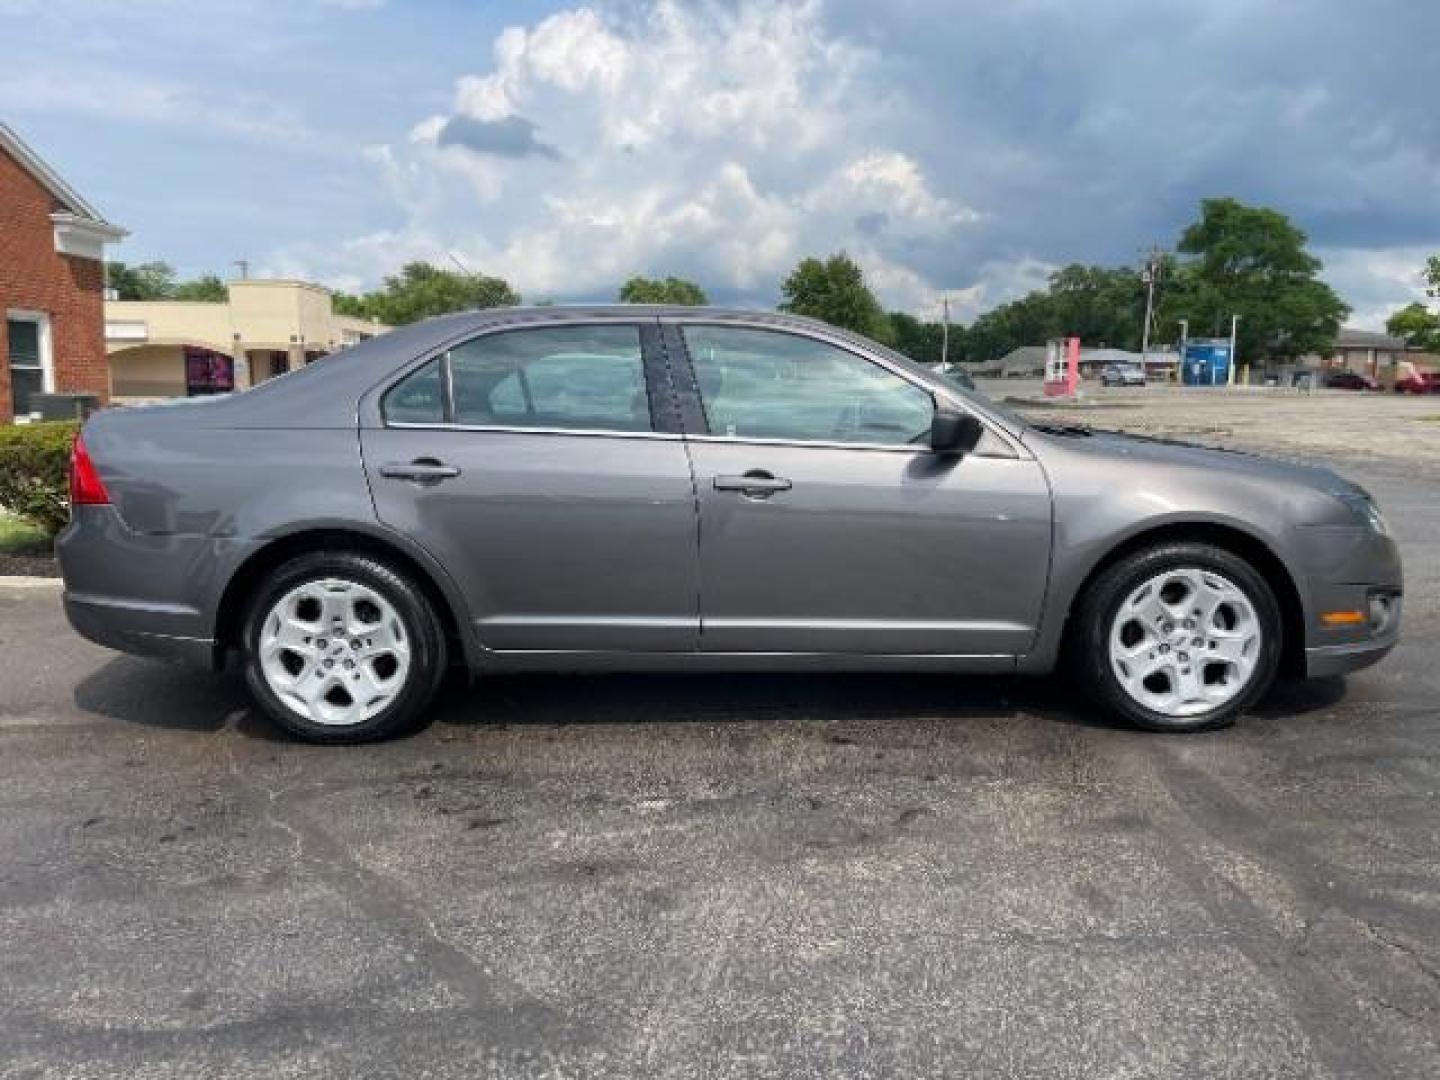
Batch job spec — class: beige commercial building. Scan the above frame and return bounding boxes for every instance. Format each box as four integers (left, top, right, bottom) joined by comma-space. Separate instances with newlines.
105, 279, 388, 402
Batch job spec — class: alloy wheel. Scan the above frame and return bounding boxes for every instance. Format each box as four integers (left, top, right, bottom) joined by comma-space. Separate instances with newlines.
1108, 567, 1262, 719
257, 577, 412, 726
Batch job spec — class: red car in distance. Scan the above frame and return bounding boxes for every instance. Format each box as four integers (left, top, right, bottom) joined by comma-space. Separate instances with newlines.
1394, 370, 1440, 394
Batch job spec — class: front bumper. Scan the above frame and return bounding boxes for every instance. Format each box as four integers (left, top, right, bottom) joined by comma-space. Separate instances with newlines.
1295, 522, 1403, 679
1305, 631, 1399, 678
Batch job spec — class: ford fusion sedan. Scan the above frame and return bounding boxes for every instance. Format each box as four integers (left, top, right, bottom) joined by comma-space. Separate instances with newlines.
59, 307, 1402, 743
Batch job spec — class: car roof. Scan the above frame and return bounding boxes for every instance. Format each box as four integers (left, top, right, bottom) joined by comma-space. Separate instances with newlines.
205, 304, 1025, 437
209, 305, 904, 429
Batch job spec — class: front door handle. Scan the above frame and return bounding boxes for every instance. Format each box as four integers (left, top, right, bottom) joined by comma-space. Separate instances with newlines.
379, 459, 461, 484
714, 471, 792, 497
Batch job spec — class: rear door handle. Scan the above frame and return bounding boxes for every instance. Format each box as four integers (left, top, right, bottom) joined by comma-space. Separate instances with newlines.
379, 459, 461, 484
714, 472, 792, 496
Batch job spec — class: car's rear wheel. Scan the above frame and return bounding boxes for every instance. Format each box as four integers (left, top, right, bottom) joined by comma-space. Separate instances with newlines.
242, 551, 446, 743
1073, 542, 1282, 732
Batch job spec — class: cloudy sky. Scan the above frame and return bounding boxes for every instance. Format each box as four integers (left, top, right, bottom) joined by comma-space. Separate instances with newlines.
4, 0, 1437, 327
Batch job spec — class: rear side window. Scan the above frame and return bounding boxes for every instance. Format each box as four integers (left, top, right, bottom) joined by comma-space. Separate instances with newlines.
383, 359, 444, 423
451, 325, 651, 432
383, 325, 653, 432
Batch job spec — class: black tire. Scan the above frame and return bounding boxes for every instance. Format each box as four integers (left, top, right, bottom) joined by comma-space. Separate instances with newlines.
242, 551, 447, 744
1071, 541, 1282, 733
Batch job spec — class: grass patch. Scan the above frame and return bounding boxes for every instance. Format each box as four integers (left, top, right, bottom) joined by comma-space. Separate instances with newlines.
0, 510, 50, 556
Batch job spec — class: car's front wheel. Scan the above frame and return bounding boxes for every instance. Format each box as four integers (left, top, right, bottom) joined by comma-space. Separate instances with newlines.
242, 551, 446, 743
1073, 542, 1282, 732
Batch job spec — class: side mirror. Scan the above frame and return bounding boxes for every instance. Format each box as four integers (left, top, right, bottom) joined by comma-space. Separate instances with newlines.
930, 405, 985, 457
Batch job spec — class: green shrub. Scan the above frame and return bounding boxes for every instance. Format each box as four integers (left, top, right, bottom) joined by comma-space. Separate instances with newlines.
0, 421, 79, 537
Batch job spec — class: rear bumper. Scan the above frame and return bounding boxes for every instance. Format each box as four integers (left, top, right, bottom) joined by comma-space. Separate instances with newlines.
57, 504, 226, 669
64, 592, 217, 668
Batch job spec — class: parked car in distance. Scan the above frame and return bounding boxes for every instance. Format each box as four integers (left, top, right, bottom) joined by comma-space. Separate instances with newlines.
1324, 370, 1379, 391
1394, 369, 1440, 394
1101, 363, 1146, 387
60, 306, 1402, 743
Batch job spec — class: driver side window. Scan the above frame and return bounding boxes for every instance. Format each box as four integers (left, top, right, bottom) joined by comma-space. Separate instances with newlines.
681, 325, 934, 446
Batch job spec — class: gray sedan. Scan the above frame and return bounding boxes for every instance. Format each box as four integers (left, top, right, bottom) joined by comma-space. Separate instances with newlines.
59, 307, 1402, 742
1101, 363, 1147, 387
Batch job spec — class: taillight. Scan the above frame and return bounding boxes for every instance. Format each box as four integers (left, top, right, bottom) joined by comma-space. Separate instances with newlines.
70, 433, 110, 506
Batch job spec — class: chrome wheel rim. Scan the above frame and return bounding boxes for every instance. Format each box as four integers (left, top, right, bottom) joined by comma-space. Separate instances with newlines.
258, 578, 412, 727
1109, 567, 1261, 719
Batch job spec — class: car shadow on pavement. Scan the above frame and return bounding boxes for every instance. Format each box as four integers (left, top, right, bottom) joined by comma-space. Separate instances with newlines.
72, 658, 1352, 741
425, 671, 1122, 732
1250, 674, 1349, 717
72, 656, 288, 742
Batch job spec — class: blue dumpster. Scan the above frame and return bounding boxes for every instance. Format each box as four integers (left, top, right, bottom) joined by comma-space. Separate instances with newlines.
1182, 342, 1232, 386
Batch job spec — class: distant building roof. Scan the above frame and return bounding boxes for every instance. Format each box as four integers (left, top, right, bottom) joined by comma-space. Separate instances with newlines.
1335, 327, 1406, 350
991, 344, 1180, 373
1080, 347, 1179, 367
995, 346, 1048, 374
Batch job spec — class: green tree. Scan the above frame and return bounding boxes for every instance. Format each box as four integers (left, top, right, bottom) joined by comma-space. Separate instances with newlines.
779, 253, 893, 343
888, 310, 957, 365
106, 260, 177, 300
1386, 302, 1440, 351
964, 292, 1057, 364
334, 262, 519, 325
1176, 198, 1348, 367
1046, 263, 1150, 349
106, 262, 230, 302
618, 275, 708, 305
954, 262, 1166, 365
171, 274, 228, 302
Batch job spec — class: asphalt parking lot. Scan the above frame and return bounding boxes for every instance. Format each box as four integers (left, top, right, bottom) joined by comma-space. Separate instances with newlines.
978, 377, 1440, 471
2, 411, 1438, 1076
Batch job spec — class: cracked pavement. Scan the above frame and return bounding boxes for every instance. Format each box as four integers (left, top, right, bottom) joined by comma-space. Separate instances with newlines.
0, 451, 1437, 1077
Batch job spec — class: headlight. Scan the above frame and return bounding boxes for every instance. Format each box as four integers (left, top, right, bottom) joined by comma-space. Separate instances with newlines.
1339, 493, 1389, 535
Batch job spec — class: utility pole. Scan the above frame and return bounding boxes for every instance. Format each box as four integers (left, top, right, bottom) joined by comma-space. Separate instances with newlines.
940, 294, 950, 367
1177, 318, 1189, 385
233, 259, 249, 280
1228, 314, 1240, 387
1139, 246, 1163, 365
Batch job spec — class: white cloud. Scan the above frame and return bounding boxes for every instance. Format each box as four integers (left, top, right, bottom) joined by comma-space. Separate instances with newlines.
1318, 246, 1434, 331
264, 0, 1437, 328
273, 0, 981, 312
805, 152, 980, 234
0, 69, 313, 145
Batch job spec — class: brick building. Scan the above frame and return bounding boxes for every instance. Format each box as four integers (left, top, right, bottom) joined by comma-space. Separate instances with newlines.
1, 123, 126, 422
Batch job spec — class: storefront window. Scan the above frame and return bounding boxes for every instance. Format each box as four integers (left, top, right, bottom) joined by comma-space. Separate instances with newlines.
184, 346, 235, 396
